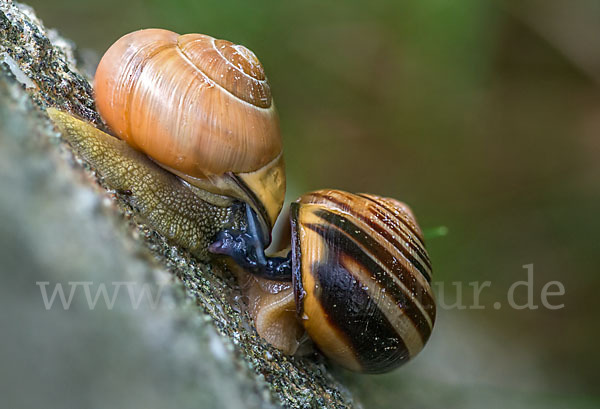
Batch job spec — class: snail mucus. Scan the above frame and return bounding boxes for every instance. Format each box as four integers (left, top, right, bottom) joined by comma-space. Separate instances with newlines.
48, 29, 436, 373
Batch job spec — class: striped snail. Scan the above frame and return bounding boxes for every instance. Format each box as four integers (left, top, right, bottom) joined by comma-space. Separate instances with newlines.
48, 29, 285, 258
213, 189, 436, 373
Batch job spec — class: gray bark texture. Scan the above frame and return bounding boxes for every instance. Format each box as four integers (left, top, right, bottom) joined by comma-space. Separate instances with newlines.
0, 1, 359, 408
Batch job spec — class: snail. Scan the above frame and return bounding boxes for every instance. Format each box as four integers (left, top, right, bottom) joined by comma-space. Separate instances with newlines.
48, 28, 285, 259
47, 29, 436, 373
212, 189, 436, 373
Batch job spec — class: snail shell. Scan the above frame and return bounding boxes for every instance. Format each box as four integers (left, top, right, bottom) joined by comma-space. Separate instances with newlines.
242, 189, 436, 373
94, 29, 285, 234
290, 190, 435, 372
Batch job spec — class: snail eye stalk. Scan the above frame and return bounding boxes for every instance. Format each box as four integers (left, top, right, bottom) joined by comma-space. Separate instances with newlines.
210, 205, 293, 282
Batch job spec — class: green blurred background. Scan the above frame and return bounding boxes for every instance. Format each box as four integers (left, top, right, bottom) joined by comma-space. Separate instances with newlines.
25, 0, 600, 407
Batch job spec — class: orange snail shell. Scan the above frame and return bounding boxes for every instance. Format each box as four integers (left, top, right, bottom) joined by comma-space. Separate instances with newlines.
246, 189, 436, 373
94, 29, 285, 229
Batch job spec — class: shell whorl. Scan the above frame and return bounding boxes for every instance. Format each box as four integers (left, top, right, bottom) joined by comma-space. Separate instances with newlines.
178, 34, 271, 108
94, 29, 281, 178
290, 189, 435, 373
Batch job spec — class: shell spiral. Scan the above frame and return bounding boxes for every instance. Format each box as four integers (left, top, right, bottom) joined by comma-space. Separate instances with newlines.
94, 29, 282, 178
290, 189, 436, 373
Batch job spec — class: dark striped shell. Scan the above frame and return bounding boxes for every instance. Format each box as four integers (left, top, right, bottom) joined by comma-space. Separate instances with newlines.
290, 190, 435, 373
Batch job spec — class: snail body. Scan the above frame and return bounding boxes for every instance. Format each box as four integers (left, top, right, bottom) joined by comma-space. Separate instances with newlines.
47, 108, 244, 259
214, 189, 436, 373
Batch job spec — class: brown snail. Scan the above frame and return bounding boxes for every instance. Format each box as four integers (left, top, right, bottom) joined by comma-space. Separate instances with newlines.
212, 189, 436, 373
94, 29, 284, 236
48, 29, 285, 258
